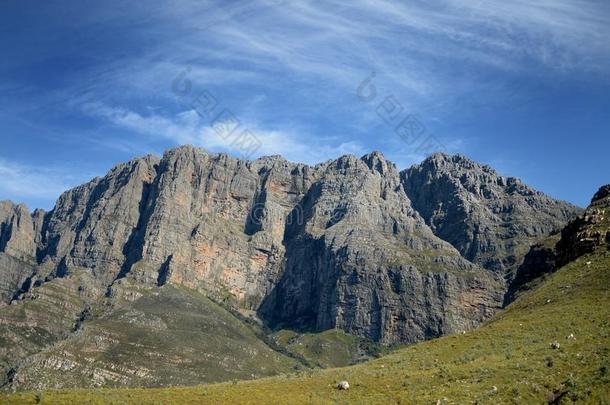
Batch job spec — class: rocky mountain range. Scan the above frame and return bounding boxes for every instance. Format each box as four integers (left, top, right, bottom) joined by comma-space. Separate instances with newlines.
402, 153, 579, 274
506, 183, 610, 302
0, 146, 582, 390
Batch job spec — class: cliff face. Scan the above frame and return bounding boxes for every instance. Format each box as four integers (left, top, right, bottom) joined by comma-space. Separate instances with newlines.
124, 148, 315, 307
37, 155, 160, 287
0, 146, 581, 389
401, 153, 581, 275
506, 184, 610, 304
259, 152, 503, 344
0, 201, 41, 303
556, 184, 610, 266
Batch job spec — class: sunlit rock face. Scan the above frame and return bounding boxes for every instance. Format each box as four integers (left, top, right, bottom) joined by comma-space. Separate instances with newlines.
1, 147, 577, 345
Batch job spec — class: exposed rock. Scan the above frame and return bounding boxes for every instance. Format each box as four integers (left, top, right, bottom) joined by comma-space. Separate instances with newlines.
337, 380, 350, 390
506, 184, 610, 306
0, 146, 585, 390
503, 234, 560, 304
0, 253, 35, 304
556, 184, 610, 266
591, 185, 610, 203
0, 201, 40, 303
401, 153, 581, 275
0, 201, 38, 261
38, 155, 160, 286
259, 152, 503, 344
117, 146, 319, 308
1, 149, 568, 336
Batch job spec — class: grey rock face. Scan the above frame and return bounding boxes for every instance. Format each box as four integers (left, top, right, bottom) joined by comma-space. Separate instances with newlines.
0, 148, 576, 350
506, 184, 610, 306
37, 155, 160, 286
2, 146, 589, 390
259, 152, 503, 344
0, 201, 40, 303
401, 153, 581, 275
0, 201, 37, 262
0, 253, 35, 304
555, 184, 610, 266
126, 146, 317, 308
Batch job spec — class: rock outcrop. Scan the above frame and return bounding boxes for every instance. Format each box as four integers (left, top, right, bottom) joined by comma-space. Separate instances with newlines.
556, 184, 610, 266
506, 184, 610, 304
259, 152, 503, 344
0, 201, 42, 303
401, 153, 581, 275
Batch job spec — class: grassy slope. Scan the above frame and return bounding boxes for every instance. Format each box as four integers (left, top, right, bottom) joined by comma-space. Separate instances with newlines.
5, 285, 299, 391
0, 271, 96, 387
3, 249, 609, 404
271, 329, 388, 368
0, 270, 387, 392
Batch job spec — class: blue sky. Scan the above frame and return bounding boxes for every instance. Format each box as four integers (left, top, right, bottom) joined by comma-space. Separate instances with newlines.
1, 0, 609, 210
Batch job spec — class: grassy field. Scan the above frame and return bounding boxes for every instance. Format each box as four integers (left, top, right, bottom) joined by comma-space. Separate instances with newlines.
271, 329, 388, 368
3, 248, 608, 404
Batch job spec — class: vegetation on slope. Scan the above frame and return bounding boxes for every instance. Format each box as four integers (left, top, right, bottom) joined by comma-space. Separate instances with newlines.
271, 329, 388, 368
0, 270, 98, 388
4, 285, 300, 390
3, 247, 608, 404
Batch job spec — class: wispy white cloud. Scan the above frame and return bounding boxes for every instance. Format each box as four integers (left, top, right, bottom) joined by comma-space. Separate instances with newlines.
145, 0, 610, 86
83, 102, 367, 165
1, 0, 607, 210
0, 159, 94, 207
61, 0, 609, 152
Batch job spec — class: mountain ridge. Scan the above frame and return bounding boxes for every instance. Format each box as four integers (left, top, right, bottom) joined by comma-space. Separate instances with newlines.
0, 146, 582, 390
4, 183, 607, 402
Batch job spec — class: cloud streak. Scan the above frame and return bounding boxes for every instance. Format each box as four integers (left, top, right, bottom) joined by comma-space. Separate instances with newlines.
0, 159, 94, 208
1, 0, 608, 209
83, 102, 367, 165
57, 0, 608, 155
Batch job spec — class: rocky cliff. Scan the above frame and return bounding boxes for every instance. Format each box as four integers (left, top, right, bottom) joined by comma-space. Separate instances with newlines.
506, 184, 610, 303
556, 184, 610, 266
5, 147, 512, 341
402, 153, 581, 275
0, 146, 581, 389
0, 201, 43, 303
259, 152, 503, 343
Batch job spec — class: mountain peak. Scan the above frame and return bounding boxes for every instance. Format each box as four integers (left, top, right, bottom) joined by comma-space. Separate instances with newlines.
360, 150, 395, 174
592, 184, 610, 205
0, 145, 587, 390
402, 155, 582, 273
420, 152, 494, 173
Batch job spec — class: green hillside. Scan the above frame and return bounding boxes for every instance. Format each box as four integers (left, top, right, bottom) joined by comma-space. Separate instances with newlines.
2, 284, 300, 391
271, 329, 387, 368
4, 248, 608, 404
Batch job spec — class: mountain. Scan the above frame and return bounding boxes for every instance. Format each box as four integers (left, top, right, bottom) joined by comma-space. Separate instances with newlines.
0, 202, 43, 303
4, 185, 607, 403
402, 153, 581, 275
0, 146, 580, 390
506, 183, 610, 302
257, 151, 503, 344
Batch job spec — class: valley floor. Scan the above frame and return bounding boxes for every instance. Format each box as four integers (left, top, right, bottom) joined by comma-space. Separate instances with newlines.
2, 251, 609, 404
